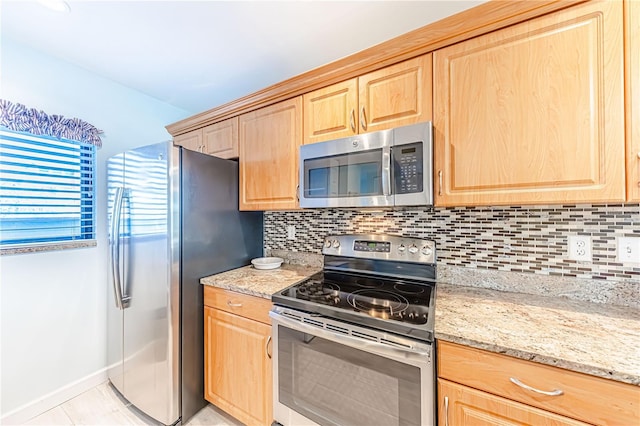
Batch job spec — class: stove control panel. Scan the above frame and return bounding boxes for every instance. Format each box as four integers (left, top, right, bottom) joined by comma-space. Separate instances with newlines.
354, 240, 391, 253
323, 234, 436, 263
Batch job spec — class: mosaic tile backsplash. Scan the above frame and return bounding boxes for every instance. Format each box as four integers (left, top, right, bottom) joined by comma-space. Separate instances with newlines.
265, 204, 640, 282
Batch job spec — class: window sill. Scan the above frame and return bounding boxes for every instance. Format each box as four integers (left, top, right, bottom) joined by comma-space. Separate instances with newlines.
0, 240, 97, 256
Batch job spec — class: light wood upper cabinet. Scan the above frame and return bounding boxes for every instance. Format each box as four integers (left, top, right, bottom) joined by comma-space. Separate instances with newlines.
173, 119, 238, 158
358, 54, 432, 134
303, 55, 432, 144
204, 287, 273, 426
239, 97, 302, 210
438, 341, 640, 426
303, 79, 358, 144
626, 0, 640, 202
433, 1, 625, 206
173, 128, 203, 152
202, 117, 239, 159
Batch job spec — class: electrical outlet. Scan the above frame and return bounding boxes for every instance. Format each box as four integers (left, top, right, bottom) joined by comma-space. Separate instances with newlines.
286, 225, 296, 240
616, 237, 640, 264
568, 235, 592, 262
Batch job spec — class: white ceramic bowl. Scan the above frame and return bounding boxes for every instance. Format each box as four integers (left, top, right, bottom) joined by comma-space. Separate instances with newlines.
251, 257, 284, 270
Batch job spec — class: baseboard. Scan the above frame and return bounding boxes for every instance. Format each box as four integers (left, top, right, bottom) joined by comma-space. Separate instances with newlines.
1, 367, 109, 425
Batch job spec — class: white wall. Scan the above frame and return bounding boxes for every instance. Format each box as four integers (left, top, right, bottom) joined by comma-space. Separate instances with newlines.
0, 38, 191, 419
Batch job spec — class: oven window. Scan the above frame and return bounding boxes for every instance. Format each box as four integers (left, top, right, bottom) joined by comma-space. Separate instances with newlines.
277, 325, 421, 426
304, 149, 382, 198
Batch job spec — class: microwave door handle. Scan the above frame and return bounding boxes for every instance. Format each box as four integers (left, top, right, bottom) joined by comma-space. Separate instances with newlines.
382, 147, 392, 196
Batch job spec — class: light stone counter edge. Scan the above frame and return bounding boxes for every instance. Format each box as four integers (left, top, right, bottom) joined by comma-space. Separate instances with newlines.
200, 263, 320, 299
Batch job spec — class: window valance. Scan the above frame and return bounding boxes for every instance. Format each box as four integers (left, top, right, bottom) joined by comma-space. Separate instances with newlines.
0, 99, 103, 147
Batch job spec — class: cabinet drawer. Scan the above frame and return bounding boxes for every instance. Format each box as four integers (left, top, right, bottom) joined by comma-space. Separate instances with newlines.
438, 379, 591, 426
438, 341, 639, 425
203, 286, 271, 325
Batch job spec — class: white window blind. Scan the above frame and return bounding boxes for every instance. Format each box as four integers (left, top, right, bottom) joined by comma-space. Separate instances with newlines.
0, 129, 96, 246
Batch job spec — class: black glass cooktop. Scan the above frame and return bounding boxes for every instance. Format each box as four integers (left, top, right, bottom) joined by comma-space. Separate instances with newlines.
273, 270, 435, 340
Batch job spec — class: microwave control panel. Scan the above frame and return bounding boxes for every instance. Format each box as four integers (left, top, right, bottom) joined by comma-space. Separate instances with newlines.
393, 142, 423, 194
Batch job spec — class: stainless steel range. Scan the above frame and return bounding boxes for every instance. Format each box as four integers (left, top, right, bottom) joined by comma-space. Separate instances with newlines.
270, 234, 437, 426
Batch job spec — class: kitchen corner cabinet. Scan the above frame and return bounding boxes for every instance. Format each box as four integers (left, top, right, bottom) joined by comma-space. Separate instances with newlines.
433, 1, 625, 206
239, 96, 302, 210
626, 0, 640, 202
303, 54, 432, 144
204, 286, 273, 426
437, 341, 640, 426
173, 129, 203, 153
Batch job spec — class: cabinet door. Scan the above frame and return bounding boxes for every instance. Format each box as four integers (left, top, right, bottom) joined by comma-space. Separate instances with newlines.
434, 1, 625, 206
438, 379, 591, 426
303, 79, 358, 144
358, 54, 432, 133
173, 129, 203, 153
203, 117, 238, 159
204, 307, 272, 426
239, 97, 302, 210
626, 0, 640, 202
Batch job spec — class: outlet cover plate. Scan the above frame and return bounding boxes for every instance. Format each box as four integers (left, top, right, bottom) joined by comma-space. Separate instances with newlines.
568, 235, 592, 262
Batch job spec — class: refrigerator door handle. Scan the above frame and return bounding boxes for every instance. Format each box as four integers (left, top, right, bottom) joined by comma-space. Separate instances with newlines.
110, 187, 130, 309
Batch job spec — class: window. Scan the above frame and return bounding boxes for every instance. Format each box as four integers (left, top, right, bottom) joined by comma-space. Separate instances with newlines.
0, 129, 96, 246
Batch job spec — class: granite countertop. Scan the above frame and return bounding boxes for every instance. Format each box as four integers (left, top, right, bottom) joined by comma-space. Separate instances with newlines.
200, 264, 639, 386
200, 263, 320, 299
435, 284, 640, 386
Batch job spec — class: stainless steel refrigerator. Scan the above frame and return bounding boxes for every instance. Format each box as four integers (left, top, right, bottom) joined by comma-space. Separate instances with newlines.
107, 142, 263, 425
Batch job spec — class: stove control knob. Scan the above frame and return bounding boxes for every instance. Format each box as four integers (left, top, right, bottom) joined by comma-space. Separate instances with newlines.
421, 246, 433, 256
324, 239, 332, 248
397, 244, 406, 253
408, 244, 418, 254
332, 240, 340, 248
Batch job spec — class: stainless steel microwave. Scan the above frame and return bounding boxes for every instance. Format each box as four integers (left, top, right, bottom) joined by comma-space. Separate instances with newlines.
299, 121, 433, 208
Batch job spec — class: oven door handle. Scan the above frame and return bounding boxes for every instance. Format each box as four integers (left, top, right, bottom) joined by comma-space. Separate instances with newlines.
270, 310, 431, 364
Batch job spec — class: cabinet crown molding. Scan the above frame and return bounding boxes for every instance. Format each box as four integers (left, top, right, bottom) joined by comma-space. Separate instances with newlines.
165, 0, 587, 137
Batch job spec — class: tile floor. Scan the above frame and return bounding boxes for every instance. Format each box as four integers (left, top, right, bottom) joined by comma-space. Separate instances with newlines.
21, 381, 244, 426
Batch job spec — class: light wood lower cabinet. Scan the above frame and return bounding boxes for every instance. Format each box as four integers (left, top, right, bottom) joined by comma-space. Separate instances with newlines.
239, 97, 302, 210
204, 287, 272, 426
433, 1, 625, 206
438, 341, 640, 426
438, 379, 591, 426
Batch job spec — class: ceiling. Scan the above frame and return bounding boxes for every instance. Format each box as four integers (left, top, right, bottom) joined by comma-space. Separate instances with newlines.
2, 1, 485, 114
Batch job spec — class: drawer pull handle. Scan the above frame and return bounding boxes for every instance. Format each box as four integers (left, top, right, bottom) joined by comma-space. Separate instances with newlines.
509, 377, 564, 396
227, 301, 243, 308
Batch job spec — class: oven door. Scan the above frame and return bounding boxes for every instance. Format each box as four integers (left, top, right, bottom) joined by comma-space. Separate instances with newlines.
299, 129, 393, 208
270, 307, 435, 426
